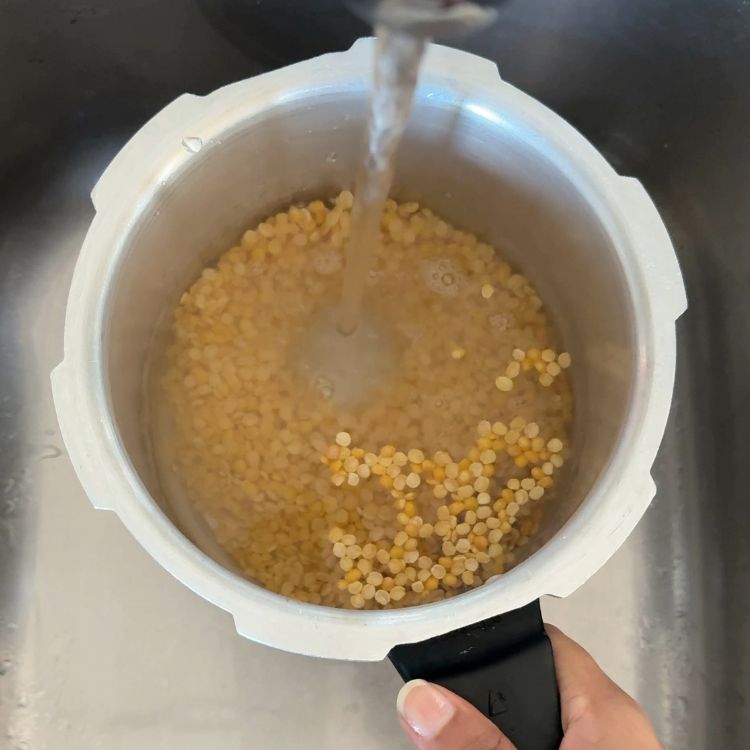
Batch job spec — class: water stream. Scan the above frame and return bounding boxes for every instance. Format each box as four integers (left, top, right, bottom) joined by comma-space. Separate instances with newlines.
336, 26, 426, 335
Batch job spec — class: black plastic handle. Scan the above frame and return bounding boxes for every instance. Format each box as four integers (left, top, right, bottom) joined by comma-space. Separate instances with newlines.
388, 599, 563, 750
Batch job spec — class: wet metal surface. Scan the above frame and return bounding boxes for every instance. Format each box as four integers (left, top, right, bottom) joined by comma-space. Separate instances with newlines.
0, 1, 748, 748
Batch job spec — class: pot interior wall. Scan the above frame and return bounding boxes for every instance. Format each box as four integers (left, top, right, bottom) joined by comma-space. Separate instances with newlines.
105, 89, 636, 583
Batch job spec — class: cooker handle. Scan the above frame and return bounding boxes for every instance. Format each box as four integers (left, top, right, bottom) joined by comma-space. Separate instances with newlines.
388, 599, 562, 750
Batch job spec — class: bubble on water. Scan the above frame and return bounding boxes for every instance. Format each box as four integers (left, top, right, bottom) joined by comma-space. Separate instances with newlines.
315, 376, 334, 401
312, 249, 343, 275
399, 321, 419, 340
507, 396, 527, 412
488, 312, 514, 331
367, 269, 383, 286
421, 258, 464, 297
182, 136, 203, 153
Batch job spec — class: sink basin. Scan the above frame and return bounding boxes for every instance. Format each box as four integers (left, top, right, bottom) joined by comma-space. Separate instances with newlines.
1, 1, 747, 748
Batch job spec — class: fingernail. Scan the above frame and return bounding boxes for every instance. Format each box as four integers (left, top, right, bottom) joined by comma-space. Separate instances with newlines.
397, 680, 456, 739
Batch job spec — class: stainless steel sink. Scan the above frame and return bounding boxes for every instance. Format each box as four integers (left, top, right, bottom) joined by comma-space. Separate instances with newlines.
1, 1, 747, 748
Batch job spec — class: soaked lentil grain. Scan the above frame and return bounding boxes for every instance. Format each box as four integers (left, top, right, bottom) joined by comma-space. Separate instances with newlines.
158, 191, 573, 609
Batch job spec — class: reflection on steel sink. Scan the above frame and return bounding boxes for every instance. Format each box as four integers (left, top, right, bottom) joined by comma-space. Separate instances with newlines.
0, 1, 747, 749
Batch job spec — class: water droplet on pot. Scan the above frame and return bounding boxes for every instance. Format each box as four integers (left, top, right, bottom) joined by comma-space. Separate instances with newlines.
182, 136, 203, 153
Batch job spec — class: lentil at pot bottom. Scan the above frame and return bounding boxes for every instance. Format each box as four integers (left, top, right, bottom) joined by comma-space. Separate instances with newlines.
158, 190, 573, 610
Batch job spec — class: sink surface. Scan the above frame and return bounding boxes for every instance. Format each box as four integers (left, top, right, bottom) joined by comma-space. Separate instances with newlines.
1, 1, 748, 748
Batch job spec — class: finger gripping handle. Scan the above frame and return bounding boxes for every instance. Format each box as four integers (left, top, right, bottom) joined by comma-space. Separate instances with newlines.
388, 599, 562, 750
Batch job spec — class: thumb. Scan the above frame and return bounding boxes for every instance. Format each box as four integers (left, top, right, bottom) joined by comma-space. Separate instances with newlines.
397, 679, 517, 750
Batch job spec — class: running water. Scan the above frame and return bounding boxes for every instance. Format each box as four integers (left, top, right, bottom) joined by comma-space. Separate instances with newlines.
297, 1, 496, 405
337, 0, 497, 334
337, 27, 426, 335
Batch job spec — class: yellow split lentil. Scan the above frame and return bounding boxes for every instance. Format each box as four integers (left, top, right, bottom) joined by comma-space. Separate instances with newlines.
158, 191, 573, 610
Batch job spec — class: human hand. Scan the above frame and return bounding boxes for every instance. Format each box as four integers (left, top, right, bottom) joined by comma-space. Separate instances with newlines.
396, 624, 664, 750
